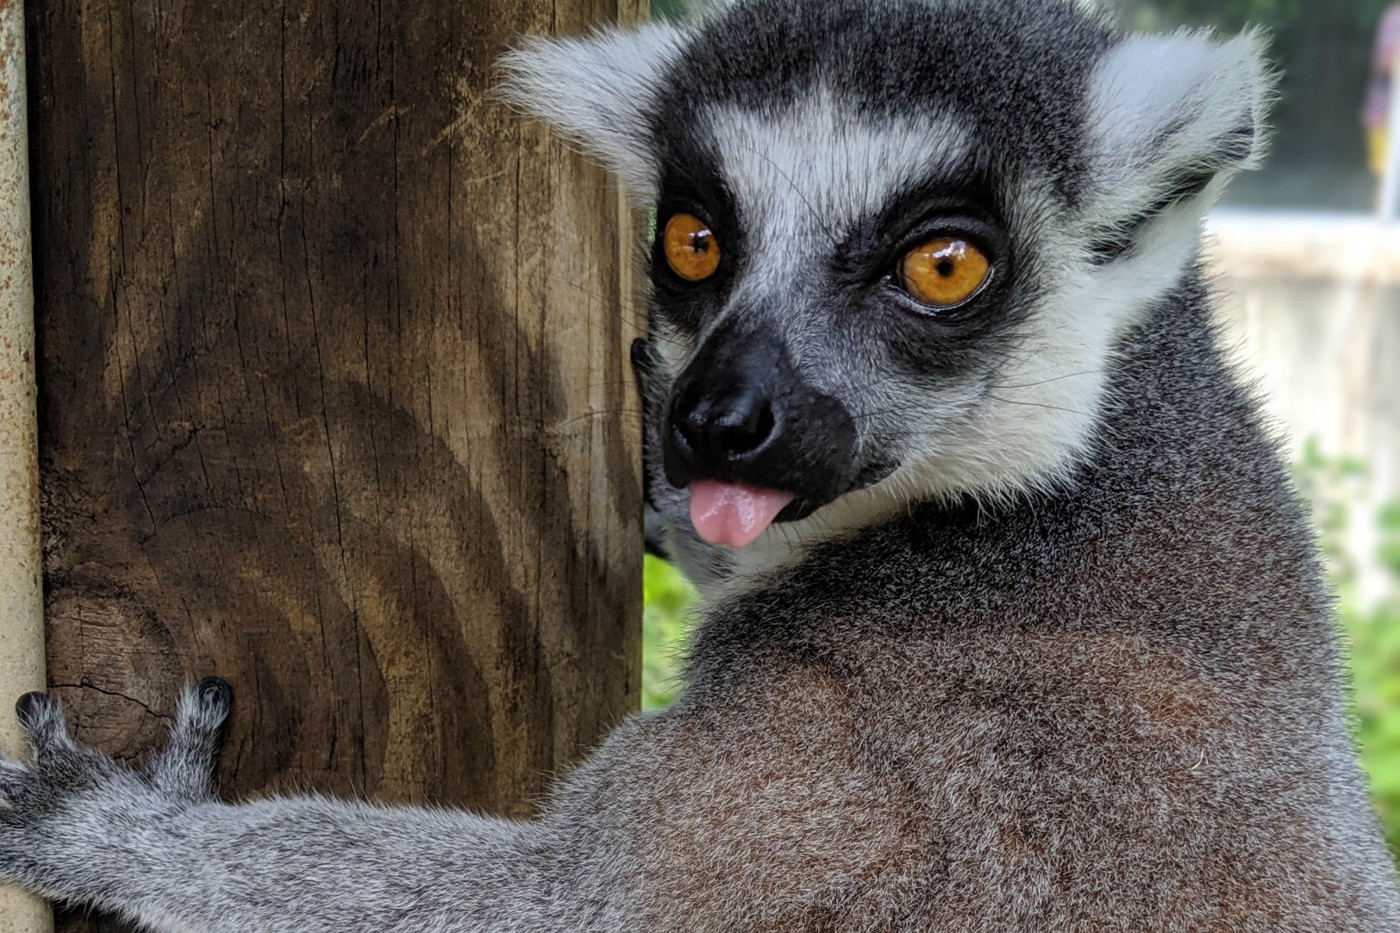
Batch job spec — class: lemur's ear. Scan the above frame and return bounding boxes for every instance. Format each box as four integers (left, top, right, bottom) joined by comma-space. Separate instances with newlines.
498, 24, 689, 194
1085, 29, 1273, 230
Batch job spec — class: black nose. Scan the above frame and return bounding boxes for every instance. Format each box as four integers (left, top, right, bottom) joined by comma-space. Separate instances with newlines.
666, 330, 789, 484
659, 325, 858, 500
657, 323, 859, 510
674, 385, 777, 464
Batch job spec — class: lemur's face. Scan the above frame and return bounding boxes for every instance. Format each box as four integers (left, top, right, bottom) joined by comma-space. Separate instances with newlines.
504, 0, 1268, 575
643, 93, 1017, 538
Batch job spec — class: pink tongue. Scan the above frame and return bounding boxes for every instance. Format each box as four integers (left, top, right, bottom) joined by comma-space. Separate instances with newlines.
689, 480, 796, 549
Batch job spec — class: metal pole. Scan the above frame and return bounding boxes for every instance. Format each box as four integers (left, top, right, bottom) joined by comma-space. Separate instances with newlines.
1381, 49, 1400, 221
0, 0, 50, 930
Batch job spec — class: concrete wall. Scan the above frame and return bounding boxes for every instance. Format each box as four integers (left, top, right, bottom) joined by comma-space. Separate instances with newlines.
1208, 211, 1400, 604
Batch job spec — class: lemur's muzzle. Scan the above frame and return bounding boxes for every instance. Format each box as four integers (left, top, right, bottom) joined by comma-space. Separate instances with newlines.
663, 326, 857, 547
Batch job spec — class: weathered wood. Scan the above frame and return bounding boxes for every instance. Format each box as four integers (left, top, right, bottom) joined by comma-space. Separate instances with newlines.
0, 0, 49, 930
25, 0, 643, 927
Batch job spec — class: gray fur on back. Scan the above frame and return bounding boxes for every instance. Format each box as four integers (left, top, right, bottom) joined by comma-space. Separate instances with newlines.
1, 0, 1398, 930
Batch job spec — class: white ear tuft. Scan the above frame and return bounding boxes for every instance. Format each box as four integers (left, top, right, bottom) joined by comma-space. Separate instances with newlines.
497, 23, 690, 195
1086, 28, 1274, 219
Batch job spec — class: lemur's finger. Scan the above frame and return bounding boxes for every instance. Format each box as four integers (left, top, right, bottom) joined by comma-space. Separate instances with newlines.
150, 677, 232, 801
14, 693, 78, 765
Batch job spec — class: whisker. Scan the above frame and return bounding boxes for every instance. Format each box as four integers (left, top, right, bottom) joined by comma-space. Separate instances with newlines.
987, 370, 1096, 390
550, 408, 649, 430
981, 394, 1091, 417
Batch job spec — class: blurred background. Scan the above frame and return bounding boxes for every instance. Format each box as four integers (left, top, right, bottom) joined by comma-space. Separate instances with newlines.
641, 0, 1400, 858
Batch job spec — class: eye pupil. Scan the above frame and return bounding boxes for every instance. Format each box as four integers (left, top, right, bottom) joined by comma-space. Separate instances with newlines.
936, 259, 956, 277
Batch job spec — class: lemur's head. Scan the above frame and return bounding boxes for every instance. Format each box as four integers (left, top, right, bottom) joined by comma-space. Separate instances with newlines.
502, 0, 1270, 586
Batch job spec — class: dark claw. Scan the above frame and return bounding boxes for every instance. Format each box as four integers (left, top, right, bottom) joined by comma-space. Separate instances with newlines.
630, 336, 653, 375
15, 692, 50, 727
195, 677, 232, 713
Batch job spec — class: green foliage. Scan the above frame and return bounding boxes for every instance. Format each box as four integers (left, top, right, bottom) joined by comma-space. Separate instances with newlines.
1291, 440, 1400, 854
1292, 438, 1369, 585
1347, 498, 1400, 856
651, 0, 692, 21
642, 554, 696, 709
1104, 0, 1392, 32
1347, 596, 1400, 856
1381, 501, 1400, 575
1105, 0, 1300, 32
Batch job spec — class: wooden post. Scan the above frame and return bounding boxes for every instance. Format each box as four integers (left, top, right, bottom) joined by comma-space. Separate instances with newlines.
0, 1, 50, 931
24, 0, 643, 927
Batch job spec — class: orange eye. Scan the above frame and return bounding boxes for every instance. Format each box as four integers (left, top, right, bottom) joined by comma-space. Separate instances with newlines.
898, 237, 991, 308
663, 213, 721, 282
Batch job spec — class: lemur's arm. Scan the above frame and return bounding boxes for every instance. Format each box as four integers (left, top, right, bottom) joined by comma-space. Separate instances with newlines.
0, 682, 637, 933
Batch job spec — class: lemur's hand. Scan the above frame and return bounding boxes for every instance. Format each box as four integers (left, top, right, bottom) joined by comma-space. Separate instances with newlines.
0, 678, 231, 901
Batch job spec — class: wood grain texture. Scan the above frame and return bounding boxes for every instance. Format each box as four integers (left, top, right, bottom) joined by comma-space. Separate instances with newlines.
0, 0, 51, 929
25, 0, 643, 927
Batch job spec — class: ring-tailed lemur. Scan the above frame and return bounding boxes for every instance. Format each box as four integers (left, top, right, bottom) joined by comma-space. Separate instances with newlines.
3, 0, 1399, 929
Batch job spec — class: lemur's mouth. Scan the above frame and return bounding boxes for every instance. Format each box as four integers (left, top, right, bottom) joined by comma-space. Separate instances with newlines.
688, 480, 795, 548
656, 326, 874, 549
687, 458, 898, 548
